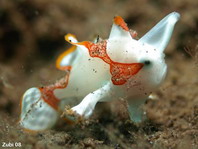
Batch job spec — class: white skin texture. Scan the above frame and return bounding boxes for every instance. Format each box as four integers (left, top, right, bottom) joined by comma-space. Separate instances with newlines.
20, 12, 180, 130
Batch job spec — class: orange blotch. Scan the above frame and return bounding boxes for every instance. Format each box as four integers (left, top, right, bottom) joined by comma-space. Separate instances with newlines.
85, 40, 144, 85
39, 87, 60, 111
77, 41, 94, 49
110, 62, 144, 85
114, 16, 129, 31
39, 72, 70, 110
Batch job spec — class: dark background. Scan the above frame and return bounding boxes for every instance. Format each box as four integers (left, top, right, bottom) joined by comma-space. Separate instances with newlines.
0, 0, 198, 148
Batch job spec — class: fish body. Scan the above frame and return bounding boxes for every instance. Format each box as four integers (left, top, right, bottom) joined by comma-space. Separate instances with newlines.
20, 12, 180, 131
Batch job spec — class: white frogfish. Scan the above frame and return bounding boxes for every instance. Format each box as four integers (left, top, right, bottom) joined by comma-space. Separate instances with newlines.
19, 12, 180, 131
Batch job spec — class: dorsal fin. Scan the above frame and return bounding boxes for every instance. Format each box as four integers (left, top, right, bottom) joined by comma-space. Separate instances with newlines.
109, 16, 131, 39
139, 12, 180, 52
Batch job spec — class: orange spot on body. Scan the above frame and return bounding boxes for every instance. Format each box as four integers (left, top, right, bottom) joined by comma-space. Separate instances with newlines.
114, 16, 129, 31
82, 40, 144, 85
39, 87, 60, 111
39, 72, 70, 110
110, 62, 144, 85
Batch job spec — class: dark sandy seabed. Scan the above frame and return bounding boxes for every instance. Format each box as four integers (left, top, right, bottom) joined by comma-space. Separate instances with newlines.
0, 0, 198, 148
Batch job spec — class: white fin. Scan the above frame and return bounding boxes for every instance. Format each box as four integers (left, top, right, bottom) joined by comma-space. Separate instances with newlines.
127, 98, 147, 123
71, 82, 111, 118
20, 88, 59, 131
59, 47, 80, 67
139, 12, 180, 52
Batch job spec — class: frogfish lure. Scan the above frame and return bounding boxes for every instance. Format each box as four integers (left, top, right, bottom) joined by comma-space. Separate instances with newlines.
20, 12, 180, 131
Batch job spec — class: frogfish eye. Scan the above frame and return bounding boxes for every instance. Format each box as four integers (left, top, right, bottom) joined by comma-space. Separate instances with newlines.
144, 60, 151, 65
